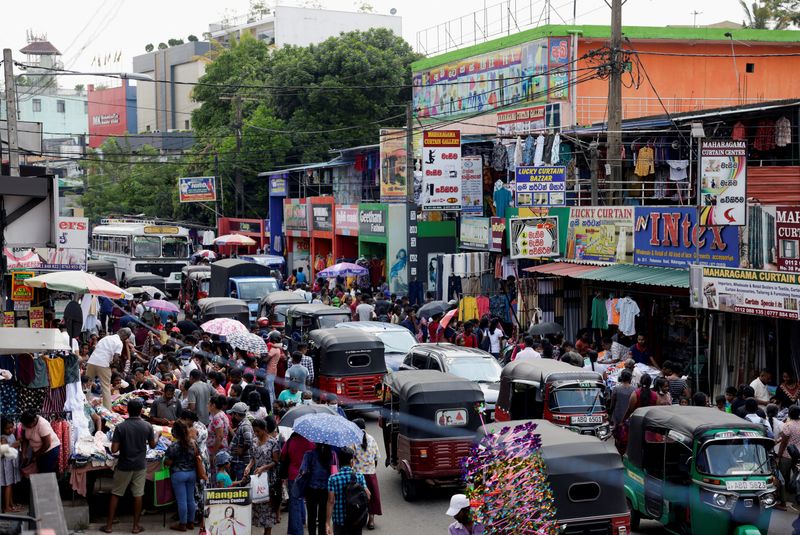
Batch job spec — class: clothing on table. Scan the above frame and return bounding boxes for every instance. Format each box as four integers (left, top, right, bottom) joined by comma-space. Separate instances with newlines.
634, 146, 655, 177
591, 296, 608, 330
615, 296, 640, 336
251, 437, 280, 528
732, 122, 746, 141
667, 160, 689, 181
776, 116, 792, 147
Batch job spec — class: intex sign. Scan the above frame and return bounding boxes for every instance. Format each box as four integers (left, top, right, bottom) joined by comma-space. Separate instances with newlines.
359, 209, 385, 236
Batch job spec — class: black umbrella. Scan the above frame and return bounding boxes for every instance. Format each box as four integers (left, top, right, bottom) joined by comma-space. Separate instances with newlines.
278, 403, 337, 428
417, 300, 450, 319
528, 321, 564, 336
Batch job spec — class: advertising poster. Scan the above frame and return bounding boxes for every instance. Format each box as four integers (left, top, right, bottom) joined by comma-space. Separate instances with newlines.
515, 166, 566, 207
386, 205, 409, 295
633, 207, 739, 269
11, 272, 34, 302
204, 487, 252, 535
699, 140, 747, 226
510, 217, 559, 259
283, 201, 309, 235
496, 105, 546, 137
566, 207, 634, 263
3, 312, 14, 328
379, 128, 407, 203
421, 130, 462, 211
461, 156, 483, 215
548, 37, 571, 100
334, 205, 359, 236
311, 204, 333, 232
29, 307, 44, 328
690, 265, 800, 320
776, 206, 800, 272
490, 217, 506, 253
460, 218, 491, 250
178, 176, 217, 203
358, 208, 386, 237
56, 217, 89, 249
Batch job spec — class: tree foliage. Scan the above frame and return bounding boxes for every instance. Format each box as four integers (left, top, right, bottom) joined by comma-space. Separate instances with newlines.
740, 0, 799, 29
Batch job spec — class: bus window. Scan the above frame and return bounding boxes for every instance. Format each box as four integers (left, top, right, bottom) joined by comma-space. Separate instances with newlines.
163, 236, 189, 258
133, 236, 161, 258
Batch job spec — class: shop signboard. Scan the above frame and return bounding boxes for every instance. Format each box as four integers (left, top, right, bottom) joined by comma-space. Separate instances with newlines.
690, 265, 800, 320
776, 206, 800, 272
311, 204, 333, 232
335, 205, 359, 236
57, 217, 89, 249
40, 249, 88, 271
379, 128, 407, 203
633, 207, 739, 269
548, 37, 571, 100
2, 312, 13, 328
510, 217, 559, 259
566, 207, 634, 264
29, 307, 44, 328
699, 140, 747, 226
204, 487, 252, 535
461, 156, 483, 215
490, 217, 506, 253
496, 105, 545, 136
407, 204, 419, 280
359, 207, 387, 237
178, 176, 216, 203
515, 166, 566, 207
11, 271, 34, 302
269, 176, 287, 197
229, 221, 261, 233
283, 201, 309, 235
422, 130, 462, 211
460, 218, 491, 250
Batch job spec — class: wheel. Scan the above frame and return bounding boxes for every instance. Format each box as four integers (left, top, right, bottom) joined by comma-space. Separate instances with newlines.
400, 472, 419, 502
627, 499, 641, 531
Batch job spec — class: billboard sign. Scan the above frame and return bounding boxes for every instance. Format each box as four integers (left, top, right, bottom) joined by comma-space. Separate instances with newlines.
461, 156, 483, 215
421, 130, 461, 211
283, 201, 309, 234
311, 204, 333, 232
515, 166, 566, 207
510, 217, 559, 259
699, 140, 747, 226
460, 218, 491, 250
566, 207, 634, 263
178, 177, 217, 203
11, 272, 34, 302
359, 208, 387, 237
776, 206, 800, 272
379, 128, 407, 203
335, 205, 359, 236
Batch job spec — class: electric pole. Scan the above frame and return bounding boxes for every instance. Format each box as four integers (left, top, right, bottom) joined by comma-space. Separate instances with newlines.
607, 0, 623, 204
233, 95, 243, 217
3, 49, 20, 177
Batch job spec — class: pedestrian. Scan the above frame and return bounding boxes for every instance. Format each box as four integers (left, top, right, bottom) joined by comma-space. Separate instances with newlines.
326, 446, 370, 535
166, 420, 202, 532
623, 358, 643, 387
629, 335, 657, 368
445, 493, 484, 535
265, 332, 283, 404
149, 383, 181, 425
187, 369, 215, 425
743, 398, 772, 436
608, 370, 635, 455
214, 450, 233, 488
86, 327, 133, 409
455, 322, 477, 348
101, 399, 155, 534
623, 374, 657, 422
653, 377, 672, 405
179, 409, 210, 520
300, 443, 336, 535
325, 394, 347, 418
280, 431, 314, 535
19, 411, 61, 474
663, 361, 690, 404
227, 402, 254, 481
487, 318, 505, 359
749, 369, 773, 406
242, 417, 281, 535
355, 295, 375, 322
775, 371, 800, 409
0, 419, 21, 513
514, 336, 541, 362
247, 391, 269, 420
278, 381, 303, 407
286, 352, 309, 392
777, 405, 800, 505
351, 418, 382, 530
207, 395, 231, 463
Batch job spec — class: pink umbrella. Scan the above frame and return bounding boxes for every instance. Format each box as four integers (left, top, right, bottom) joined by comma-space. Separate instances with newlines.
144, 299, 180, 313
200, 317, 249, 336
440, 308, 458, 329
214, 234, 256, 246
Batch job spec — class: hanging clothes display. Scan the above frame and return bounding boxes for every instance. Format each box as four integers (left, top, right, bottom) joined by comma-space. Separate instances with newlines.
493, 181, 512, 218
666, 160, 689, 181
753, 120, 777, 151
634, 146, 655, 177
606, 295, 620, 326
550, 133, 561, 165
533, 134, 545, 167
776, 116, 792, 147
522, 135, 535, 165
731, 122, 746, 141
513, 137, 523, 169
616, 296, 641, 336
458, 296, 479, 322
591, 294, 608, 330
491, 141, 510, 171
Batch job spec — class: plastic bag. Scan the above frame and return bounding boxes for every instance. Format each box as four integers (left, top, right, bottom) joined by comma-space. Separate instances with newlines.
250, 472, 270, 504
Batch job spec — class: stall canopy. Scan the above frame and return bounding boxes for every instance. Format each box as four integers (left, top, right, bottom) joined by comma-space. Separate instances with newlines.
523, 262, 602, 277
572, 264, 689, 289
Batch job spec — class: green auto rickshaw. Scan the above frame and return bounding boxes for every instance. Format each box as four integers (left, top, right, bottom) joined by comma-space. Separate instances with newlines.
625, 406, 776, 535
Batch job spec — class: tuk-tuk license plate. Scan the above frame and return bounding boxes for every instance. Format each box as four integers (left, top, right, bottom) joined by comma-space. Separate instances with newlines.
725, 480, 766, 491
570, 415, 603, 424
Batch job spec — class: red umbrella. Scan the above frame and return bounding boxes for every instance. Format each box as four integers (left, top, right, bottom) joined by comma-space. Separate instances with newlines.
440, 307, 458, 329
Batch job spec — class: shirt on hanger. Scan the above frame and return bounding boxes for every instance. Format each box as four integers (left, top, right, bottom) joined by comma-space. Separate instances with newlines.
634, 147, 655, 177
616, 297, 640, 336
591, 296, 608, 330
493, 186, 512, 218
776, 116, 791, 147
606, 298, 620, 326
533, 134, 546, 167
732, 122, 746, 141
666, 160, 689, 181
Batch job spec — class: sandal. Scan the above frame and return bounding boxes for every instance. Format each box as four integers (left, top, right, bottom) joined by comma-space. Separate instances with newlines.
100, 528, 114, 534
169, 523, 186, 532
367, 521, 375, 530
132, 527, 146, 534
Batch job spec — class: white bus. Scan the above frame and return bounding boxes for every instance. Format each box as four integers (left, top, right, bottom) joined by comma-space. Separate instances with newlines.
91, 219, 192, 295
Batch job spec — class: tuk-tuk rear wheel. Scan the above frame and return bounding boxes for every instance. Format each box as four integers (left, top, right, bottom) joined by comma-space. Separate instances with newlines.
401, 472, 419, 502
627, 499, 641, 531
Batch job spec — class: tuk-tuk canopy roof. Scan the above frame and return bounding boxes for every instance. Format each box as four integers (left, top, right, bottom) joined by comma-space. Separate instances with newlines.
126, 274, 165, 286
182, 265, 211, 276
286, 303, 350, 317
260, 290, 308, 307
501, 358, 604, 384
630, 405, 766, 439
187, 271, 211, 281
387, 370, 484, 406
308, 328, 383, 352
197, 297, 249, 314
87, 259, 115, 271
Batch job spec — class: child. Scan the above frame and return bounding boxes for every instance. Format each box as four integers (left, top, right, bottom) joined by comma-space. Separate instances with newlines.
715, 395, 727, 412
215, 450, 233, 488
724, 386, 737, 413
0, 419, 21, 512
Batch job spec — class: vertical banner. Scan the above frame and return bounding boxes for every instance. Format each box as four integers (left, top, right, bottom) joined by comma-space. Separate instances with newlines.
2, 312, 14, 328
509, 217, 560, 259
490, 217, 506, 253
29, 307, 44, 328
204, 487, 252, 535
515, 166, 566, 207
379, 128, 407, 203
461, 156, 483, 215
547, 37, 571, 100
407, 204, 419, 283
421, 130, 462, 211
699, 140, 747, 226
178, 176, 217, 203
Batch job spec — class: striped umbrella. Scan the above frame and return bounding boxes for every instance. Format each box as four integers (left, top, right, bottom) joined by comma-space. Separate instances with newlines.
214, 234, 256, 246
25, 270, 130, 299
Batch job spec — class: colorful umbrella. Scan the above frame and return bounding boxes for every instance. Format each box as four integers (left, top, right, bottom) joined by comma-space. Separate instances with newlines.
24, 270, 130, 299
193, 249, 217, 260
292, 413, 362, 448
317, 262, 368, 278
278, 404, 337, 428
200, 317, 249, 336
214, 234, 256, 246
144, 299, 180, 313
226, 332, 268, 354
440, 307, 458, 329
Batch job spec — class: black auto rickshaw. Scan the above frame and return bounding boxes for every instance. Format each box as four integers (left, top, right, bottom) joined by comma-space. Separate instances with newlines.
258, 291, 308, 329
196, 297, 250, 326
495, 358, 610, 439
125, 274, 167, 294
307, 328, 387, 409
477, 419, 630, 534
625, 406, 776, 535
284, 304, 351, 344
379, 370, 484, 501
87, 259, 117, 285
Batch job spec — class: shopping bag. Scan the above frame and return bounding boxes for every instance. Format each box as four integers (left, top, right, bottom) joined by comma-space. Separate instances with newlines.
154, 462, 175, 507
250, 472, 270, 504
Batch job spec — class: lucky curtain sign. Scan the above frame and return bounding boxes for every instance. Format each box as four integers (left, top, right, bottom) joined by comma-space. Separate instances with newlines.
699, 140, 747, 226
178, 176, 217, 203
421, 130, 462, 211
510, 217, 559, 259
515, 166, 566, 207
461, 155, 483, 215
566, 207, 634, 263
379, 128, 407, 203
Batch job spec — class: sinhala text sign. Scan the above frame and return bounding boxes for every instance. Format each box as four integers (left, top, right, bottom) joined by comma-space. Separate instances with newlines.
421, 130, 461, 211
699, 140, 746, 226
178, 176, 217, 203
566, 207, 634, 263
510, 217, 559, 259
515, 166, 566, 207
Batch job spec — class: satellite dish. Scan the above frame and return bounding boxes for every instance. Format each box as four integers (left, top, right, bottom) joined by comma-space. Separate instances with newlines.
390, 8, 397, 15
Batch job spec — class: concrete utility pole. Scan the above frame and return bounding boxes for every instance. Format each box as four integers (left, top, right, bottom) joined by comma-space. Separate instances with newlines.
406, 102, 414, 202
607, 0, 623, 203
3, 49, 20, 177
233, 95, 243, 217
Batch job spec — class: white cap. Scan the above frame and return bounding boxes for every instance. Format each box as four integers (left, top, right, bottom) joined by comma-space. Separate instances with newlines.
445, 494, 470, 516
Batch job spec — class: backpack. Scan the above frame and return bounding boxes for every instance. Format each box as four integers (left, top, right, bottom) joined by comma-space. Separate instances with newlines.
344, 472, 369, 529
479, 329, 491, 352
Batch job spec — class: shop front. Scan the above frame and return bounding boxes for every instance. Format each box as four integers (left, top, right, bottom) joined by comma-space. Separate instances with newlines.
334, 204, 359, 262
309, 197, 334, 278
216, 218, 267, 255
283, 199, 311, 276
358, 203, 408, 295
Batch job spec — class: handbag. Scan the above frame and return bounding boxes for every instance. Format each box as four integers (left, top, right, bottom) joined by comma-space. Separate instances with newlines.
250, 472, 270, 504
195, 452, 207, 482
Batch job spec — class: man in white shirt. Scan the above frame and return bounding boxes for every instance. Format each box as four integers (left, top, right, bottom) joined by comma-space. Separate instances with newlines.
749, 369, 773, 406
86, 328, 132, 409
514, 336, 541, 362
355, 295, 376, 322
623, 359, 644, 388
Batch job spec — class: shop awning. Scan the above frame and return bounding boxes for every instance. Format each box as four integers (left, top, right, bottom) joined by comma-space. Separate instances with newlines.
523, 262, 602, 277
572, 264, 689, 288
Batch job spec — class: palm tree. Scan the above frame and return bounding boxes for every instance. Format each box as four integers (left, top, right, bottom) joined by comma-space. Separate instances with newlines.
740, 0, 794, 29
740, 0, 771, 29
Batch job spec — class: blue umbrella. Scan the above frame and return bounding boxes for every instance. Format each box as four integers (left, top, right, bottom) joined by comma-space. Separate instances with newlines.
317, 262, 368, 278
292, 413, 362, 447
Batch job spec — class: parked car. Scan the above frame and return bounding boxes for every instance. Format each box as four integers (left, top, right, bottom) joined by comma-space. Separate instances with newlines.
336, 321, 418, 371
399, 343, 501, 420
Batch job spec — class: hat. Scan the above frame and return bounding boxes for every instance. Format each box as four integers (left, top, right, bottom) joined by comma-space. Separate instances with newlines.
445, 494, 470, 516
215, 450, 232, 465
226, 402, 248, 415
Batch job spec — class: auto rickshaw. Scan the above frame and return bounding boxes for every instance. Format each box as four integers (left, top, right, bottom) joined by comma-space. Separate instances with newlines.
307, 328, 387, 408
284, 303, 351, 344
495, 358, 610, 439
379, 370, 484, 501
179, 268, 211, 313
125, 274, 167, 294
196, 297, 250, 326
87, 259, 117, 285
258, 291, 308, 329
477, 419, 630, 534
625, 405, 776, 534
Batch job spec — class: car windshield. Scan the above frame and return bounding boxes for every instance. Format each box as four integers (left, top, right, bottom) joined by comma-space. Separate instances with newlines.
273, 304, 294, 323
236, 280, 278, 301
162, 236, 190, 258
445, 357, 502, 383
317, 314, 350, 329
374, 330, 417, 354
697, 440, 771, 476
133, 236, 161, 258
548, 387, 605, 413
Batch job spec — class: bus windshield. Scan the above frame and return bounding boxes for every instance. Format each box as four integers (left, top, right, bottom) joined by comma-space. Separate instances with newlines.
133, 236, 161, 258
162, 236, 190, 258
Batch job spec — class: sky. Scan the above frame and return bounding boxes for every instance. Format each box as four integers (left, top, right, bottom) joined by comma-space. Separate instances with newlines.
2, 0, 748, 86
